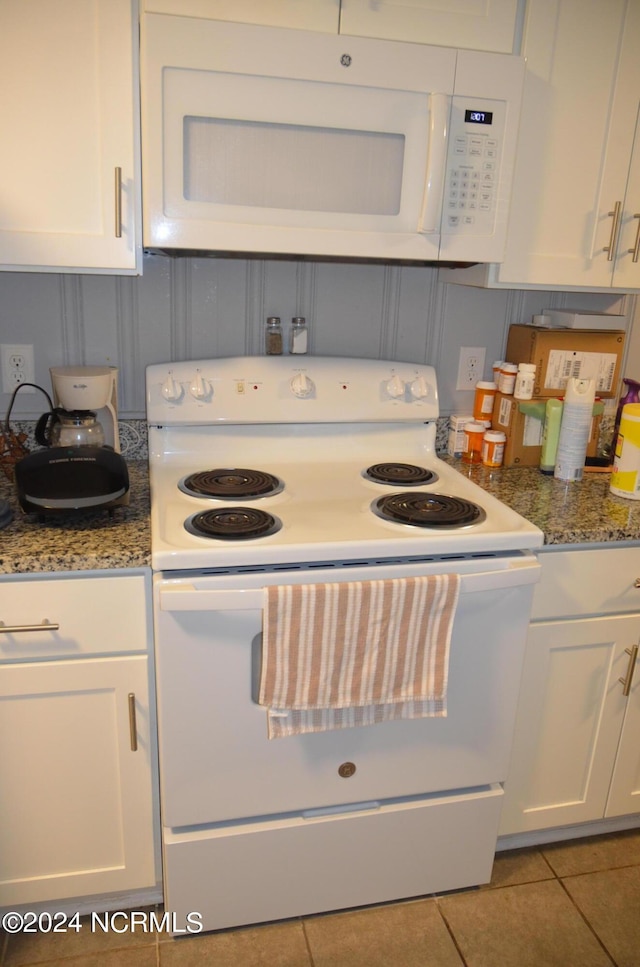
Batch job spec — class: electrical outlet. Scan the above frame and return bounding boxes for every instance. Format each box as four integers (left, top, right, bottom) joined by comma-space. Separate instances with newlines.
456, 346, 486, 391
1, 344, 35, 394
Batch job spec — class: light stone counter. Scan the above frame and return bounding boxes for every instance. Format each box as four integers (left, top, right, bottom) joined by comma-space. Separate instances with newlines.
447, 460, 640, 546
4, 438, 640, 575
0, 460, 150, 575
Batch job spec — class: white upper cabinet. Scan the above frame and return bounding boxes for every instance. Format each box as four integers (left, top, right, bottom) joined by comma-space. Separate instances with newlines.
144, 0, 520, 52
340, 0, 520, 53
0, 0, 141, 274
143, 0, 340, 32
445, 0, 640, 292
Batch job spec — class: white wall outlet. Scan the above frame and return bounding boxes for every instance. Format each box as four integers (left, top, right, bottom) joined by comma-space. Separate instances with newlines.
456, 346, 486, 391
1, 344, 35, 394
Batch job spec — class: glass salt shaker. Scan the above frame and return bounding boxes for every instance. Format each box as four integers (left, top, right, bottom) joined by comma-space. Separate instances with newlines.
289, 316, 308, 354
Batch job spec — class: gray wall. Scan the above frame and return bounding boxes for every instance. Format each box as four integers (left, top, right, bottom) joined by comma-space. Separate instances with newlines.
0, 254, 634, 419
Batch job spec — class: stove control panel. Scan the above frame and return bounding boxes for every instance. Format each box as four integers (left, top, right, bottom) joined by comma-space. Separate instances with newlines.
146, 356, 439, 424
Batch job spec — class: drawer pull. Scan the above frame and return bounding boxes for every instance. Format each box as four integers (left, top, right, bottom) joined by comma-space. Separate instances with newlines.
634, 578, 640, 588
619, 644, 639, 697
128, 692, 138, 752
0, 619, 60, 634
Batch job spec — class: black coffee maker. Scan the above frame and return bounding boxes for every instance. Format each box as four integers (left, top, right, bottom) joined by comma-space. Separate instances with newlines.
15, 367, 129, 514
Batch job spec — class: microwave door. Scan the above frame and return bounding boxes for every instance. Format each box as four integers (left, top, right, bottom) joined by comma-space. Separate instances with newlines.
156, 77, 445, 260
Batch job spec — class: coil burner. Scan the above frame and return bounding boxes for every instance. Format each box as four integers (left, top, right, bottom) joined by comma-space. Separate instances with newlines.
180, 468, 283, 500
364, 463, 437, 486
185, 507, 282, 541
373, 492, 486, 529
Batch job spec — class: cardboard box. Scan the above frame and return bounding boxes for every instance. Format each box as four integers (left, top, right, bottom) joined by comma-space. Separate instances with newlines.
505, 324, 625, 398
491, 393, 602, 468
543, 309, 627, 331
491, 395, 546, 467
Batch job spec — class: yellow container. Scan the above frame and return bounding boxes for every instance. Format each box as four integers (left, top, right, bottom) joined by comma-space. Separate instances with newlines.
610, 403, 640, 499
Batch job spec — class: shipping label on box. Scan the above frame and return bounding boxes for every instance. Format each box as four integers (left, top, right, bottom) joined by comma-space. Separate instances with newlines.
545, 350, 617, 393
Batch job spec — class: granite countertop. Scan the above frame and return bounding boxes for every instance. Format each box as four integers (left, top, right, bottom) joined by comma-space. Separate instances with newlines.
4, 452, 640, 576
0, 460, 151, 575
449, 460, 640, 546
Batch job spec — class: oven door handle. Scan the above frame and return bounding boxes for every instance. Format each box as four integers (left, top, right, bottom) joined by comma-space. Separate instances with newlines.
158, 560, 540, 612
160, 586, 264, 611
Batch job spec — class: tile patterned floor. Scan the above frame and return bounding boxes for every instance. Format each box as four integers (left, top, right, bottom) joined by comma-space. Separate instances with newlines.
3, 829, 640, 966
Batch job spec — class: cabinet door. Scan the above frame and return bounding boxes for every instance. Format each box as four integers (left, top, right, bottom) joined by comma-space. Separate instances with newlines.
0, 656, 157, 906
608, 0, 640, 290
340, 0, 519, 53
143, 0, 339, 31
499, 615, 639, 836
0, 0, 141, 274
607, 640, 640, 817
493, 0, 631, 289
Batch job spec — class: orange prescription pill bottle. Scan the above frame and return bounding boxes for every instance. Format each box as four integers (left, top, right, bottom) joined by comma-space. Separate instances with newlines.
482, 430, 506, 468
462, 421, 486, 464
473, 381, 497, 420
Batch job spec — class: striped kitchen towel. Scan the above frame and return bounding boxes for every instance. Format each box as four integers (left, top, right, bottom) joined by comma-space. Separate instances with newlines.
258, 574, 460, 739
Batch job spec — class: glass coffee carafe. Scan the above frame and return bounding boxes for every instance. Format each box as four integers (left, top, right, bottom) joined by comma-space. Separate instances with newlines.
35, 408, 105, 449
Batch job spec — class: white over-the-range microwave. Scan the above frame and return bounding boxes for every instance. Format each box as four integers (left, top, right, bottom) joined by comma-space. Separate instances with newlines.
140, 13, 525, 264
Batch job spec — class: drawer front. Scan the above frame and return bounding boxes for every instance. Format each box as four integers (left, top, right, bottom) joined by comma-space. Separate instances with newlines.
164, 786, 503, 932
0, 574, 150, 661
532, 547, 640, 620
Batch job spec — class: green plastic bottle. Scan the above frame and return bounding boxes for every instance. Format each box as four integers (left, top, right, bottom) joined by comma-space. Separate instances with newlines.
540, 398, 563, 474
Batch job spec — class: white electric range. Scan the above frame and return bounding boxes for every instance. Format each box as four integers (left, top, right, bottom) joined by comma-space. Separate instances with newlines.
146, 355, 543, 933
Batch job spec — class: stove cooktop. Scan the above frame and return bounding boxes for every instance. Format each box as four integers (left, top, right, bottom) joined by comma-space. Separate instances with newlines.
146, 356, 544, 571
148, 450, 543, 570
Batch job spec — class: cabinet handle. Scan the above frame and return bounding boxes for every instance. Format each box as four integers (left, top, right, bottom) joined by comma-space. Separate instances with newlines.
0, 619, 59, 634
605, 201, 623, 261
128, 692, 138, 752
634, 578, 640, 588
114, 166, 122, 239
619, 644, 638, 697
628, 214, 640, 263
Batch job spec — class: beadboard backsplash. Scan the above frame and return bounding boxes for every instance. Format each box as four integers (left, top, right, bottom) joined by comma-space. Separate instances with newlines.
0, 254, 634, 421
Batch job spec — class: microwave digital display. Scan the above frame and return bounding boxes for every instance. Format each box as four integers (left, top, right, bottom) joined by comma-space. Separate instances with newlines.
465, 110, 493, 125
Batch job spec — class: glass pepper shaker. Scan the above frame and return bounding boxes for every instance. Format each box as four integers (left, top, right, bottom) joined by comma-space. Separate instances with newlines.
265, 317, 283, 355
289, 316, 308, 355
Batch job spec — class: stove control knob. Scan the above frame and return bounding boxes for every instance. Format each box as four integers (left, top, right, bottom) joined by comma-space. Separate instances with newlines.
161, 373, 183, 403
385, 374, 406, 399
290, 372, 314, 398
189, 371, 211, 401
410, 376, 430, 400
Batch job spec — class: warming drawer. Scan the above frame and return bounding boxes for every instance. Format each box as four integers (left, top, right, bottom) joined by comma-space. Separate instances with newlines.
163, 785, 503, 932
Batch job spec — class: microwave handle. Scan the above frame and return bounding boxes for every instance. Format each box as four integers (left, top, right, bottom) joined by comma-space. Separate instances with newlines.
417, 93, 450, 235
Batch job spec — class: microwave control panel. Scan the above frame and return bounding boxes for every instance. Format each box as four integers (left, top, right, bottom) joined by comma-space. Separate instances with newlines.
442, 97, 507, 237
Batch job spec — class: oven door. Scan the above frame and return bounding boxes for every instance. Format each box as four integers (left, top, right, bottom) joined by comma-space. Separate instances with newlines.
154, 553, 540, 829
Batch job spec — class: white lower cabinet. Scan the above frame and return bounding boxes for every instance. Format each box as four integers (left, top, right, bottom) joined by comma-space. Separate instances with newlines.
0, 571, 159, 909
500, 547, 640, 837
